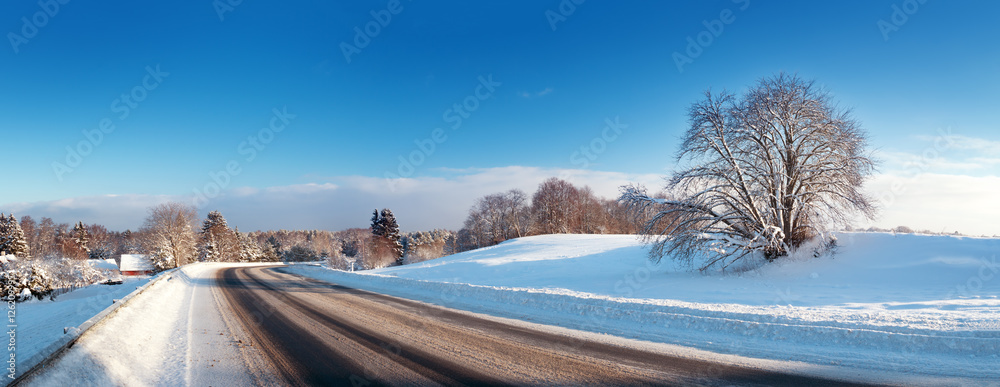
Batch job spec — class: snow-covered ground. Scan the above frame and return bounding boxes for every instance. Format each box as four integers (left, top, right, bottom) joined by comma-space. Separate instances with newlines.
14, 276, 155, 371
16, 263, 282, 387
283, 232, 1000, 384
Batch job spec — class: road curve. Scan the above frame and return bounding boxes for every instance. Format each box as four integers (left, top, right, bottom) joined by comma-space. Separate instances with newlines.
216, 266, 868, 387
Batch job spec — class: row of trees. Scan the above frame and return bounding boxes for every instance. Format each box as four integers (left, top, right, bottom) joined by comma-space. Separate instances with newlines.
138, 204, 284, 271
1, 214, 131, 261
455, 178, 648, 251
2, 214, 120, 301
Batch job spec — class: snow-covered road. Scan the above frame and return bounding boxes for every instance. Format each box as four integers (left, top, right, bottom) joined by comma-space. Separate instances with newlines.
19, 263, 275, 386
15, 232, 999, 386
18, 263, 865, 386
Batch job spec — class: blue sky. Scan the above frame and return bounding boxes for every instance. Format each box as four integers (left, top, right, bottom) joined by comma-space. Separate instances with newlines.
2, 1, 999, 234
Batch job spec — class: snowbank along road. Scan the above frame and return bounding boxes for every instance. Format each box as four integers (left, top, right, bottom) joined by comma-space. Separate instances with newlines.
18, 264, 865, 386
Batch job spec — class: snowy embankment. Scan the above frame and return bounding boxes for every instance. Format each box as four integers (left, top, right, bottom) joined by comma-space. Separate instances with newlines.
283, 232, 1000, 383
13, 275, 158, 380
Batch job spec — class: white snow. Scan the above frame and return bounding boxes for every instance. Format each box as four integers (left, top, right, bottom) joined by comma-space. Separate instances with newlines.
17, 263, 282, 387
87, 258, 120, 273
118, 254, 152, 272
13, 276, 155, 378
283, 232, 1000, 384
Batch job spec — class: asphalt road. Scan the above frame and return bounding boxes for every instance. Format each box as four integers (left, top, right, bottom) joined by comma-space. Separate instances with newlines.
215, 266, 868, 387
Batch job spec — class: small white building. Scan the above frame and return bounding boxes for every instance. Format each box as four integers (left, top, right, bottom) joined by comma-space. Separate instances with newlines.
119, 254, 154, 276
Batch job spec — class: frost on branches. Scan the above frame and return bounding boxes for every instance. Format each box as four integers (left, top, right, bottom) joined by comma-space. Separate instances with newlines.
621, 73, 876, 271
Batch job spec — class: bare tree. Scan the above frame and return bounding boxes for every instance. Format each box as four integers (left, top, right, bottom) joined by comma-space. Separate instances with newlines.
139, 202, 198, 271
501, 189, 531, 238
35, 217, 57, 258
621, 73, 876, 271
458, 189, 532, 250
531, 178, 579, 235
575, 186, 607, 234
86, 224, 113, 260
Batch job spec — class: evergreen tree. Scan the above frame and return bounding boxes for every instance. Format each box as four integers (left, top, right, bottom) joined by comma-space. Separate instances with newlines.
236, 229, 264, 262
199, 233, 218, 262
370, 209, 384, 237
379, 209, 404, 265
263, 235, 282, 262
0, 214, 30, 258
150, 245, 175, 272
198, 210, 238, 262
25, 263, 54, 300
0, 213, 10, 255
72, 221, 90, 258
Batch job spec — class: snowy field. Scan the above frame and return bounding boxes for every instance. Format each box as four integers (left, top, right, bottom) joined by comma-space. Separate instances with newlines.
283, 232, 1000, 384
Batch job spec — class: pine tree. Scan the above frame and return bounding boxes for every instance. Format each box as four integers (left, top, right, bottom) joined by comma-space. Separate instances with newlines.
26, 263, 54, 300
263, 235, 282, 261
379, 209, 404, 265
72, 221, 90, 258
0, 213, 12, 256
0, 214, 30, 258
236, 230, 264, 262
150, 244, 175, 272
199, 210, 238, 262
370, 209, 384, 237
9, 215, 30, 258
199, 233, 218, 262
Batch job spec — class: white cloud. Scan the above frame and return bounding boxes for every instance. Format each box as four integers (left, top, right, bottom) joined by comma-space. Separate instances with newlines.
1, 167, 663, 233
519, 87, 554, 98
883, 134, 1000, 175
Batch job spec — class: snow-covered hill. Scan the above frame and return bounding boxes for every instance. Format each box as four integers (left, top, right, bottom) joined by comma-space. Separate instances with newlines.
285, 232, 1000, 384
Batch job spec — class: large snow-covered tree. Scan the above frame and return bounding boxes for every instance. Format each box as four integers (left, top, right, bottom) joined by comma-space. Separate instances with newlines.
621, 73, 877, 271
369, 209, 404, 267
198, 210, 239, 262
139, 202, 198, 271
379, 209, 404, 265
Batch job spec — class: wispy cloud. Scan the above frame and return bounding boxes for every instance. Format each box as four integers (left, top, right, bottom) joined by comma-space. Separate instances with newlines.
879, 133, 1000, 175
914, 134, 1000, 156
519, 87, 554, 98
